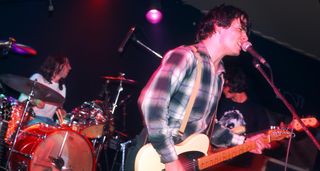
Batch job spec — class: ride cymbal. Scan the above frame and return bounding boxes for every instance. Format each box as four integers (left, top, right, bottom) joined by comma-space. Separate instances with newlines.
102, 76, 136, 84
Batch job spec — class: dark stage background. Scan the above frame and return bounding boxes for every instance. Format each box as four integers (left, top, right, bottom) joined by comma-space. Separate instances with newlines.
0, 0, 319, 170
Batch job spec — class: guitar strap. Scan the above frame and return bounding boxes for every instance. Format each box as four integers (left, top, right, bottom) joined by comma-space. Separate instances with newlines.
178, 46, 203, 135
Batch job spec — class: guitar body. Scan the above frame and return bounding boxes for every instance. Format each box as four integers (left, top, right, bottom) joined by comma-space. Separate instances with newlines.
135, 133, 209, 171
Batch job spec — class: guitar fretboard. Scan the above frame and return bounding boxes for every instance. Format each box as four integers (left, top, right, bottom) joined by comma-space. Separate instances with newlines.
198, 137, 269, 170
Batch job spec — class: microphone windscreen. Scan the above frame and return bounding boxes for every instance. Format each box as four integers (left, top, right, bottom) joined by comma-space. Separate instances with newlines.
241, 41, 252, 52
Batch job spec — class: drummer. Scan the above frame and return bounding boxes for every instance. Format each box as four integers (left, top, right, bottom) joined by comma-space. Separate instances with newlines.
18, 55, 71, 126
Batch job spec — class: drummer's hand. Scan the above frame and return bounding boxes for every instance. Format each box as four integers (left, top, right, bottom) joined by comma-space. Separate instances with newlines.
56, 108, 67, 125
31, 98, 45, 109
56, 108, 67, 118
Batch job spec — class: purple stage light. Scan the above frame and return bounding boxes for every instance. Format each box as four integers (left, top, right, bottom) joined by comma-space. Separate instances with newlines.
145, 9, 162, 24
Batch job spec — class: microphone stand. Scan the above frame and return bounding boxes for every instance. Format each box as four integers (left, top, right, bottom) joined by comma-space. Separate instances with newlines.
119, 140, 132, 171
252, 60, 320, 150
131, 36, 163, 59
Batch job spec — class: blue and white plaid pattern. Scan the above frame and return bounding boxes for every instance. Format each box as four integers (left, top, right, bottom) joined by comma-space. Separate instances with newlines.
138, 43, 244, 163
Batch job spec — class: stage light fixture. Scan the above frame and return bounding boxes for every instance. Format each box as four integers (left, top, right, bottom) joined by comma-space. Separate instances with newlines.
145, 0, 162, 24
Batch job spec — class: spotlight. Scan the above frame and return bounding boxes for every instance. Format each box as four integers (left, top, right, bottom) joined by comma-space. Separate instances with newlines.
145, 0, 162, 24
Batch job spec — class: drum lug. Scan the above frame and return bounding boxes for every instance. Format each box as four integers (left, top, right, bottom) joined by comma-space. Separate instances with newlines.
19, 130, 46, 139
10, 148, 32, 159
17, 160, 28, 171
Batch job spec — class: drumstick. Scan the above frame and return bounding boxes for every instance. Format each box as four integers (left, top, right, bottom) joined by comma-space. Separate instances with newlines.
56, 108, 64, 125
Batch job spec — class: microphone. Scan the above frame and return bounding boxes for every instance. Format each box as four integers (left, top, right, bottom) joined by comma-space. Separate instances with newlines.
241, 41, 270, 67
118, 26, 135, 53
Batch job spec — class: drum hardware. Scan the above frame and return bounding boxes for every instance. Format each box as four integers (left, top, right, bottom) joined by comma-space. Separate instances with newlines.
4, 81, 35, 169
56, 73, 136, 170
0, 74, 65, 170
0, 37, 37, 56
18, 129, 46, 139
120, 140, 133, 171
8, 148, 32, 159
4, 102, 35, 144
93, 135, 107, 168
101, 73, 135, 135
110, 73, 124, 115
15, 161, 27, 171
108, 138, 133, 171
48, 131, 69, 170
9, 124, 95, 170
102, 73, 136, 115
0, 95, 17, 170
49, 156, 65, 170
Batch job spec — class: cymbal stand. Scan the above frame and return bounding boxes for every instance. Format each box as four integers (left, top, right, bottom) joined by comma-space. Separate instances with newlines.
110, 73, 124, 115
0, 37, 15, 56
5, 80, 36, 170
120, 140, 132, 171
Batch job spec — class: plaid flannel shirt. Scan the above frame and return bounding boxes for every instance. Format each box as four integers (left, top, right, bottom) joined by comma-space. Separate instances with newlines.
138, 43, 245, 163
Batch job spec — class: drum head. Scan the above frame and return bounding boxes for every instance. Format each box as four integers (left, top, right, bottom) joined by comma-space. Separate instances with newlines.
80, 124, 104, 139
24, 126, 94, 171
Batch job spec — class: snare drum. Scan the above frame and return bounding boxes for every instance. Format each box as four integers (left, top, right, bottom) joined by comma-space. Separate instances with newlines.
9, 123, 95, 171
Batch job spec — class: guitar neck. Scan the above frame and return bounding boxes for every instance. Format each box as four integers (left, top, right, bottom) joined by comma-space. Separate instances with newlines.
197, 137, 269, 170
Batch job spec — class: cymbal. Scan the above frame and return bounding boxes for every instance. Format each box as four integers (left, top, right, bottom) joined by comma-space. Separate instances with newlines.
0, 39, 37, 56
102, 76, 136, 84
0, 74, 65, 106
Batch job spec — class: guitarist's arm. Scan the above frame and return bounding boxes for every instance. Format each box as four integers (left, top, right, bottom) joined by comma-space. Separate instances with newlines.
137, 48, 195, 165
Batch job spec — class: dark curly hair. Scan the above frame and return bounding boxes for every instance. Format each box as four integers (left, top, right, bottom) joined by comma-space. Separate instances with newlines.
39, 55, 69, 90
224, 67, 248, 93
196, 4, 250, 41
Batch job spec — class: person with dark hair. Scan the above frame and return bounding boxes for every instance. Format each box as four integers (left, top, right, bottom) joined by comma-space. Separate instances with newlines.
137, 4, 269, 171
217, 67, 269, 136
18, 55, 71, 126
213, 66, 276, 170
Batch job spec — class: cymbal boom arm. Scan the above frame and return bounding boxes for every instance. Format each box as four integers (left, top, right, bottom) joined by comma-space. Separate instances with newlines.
111, 80, 123, 115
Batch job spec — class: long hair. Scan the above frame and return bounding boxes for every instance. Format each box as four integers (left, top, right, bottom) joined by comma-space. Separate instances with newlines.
224, 67, 248, 93
196, 4, 250, 41
39, 55, 68, 90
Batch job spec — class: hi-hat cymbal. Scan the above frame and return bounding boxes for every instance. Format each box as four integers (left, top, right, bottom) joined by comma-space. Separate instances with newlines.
0, 38, 37, 56
102, 76, 136, 84
0, 74, 65, 106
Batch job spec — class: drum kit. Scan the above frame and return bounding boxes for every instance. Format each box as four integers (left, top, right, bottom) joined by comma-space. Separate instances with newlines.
0, 72, 136, 171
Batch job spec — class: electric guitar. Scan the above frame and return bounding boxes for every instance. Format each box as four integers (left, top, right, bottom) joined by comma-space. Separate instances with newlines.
135, 117, 318, 171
